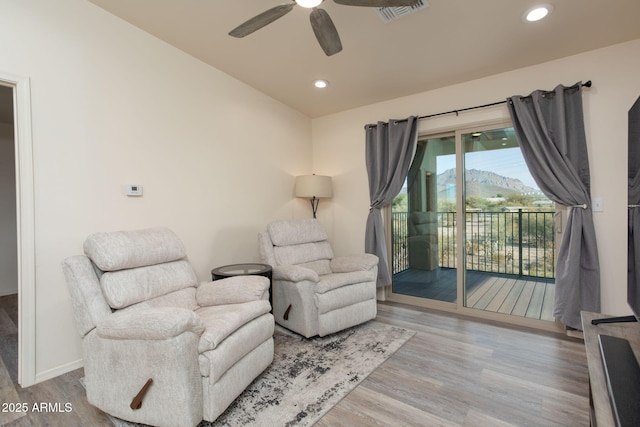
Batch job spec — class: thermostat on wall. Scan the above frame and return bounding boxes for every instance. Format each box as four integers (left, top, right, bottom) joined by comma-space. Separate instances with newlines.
126, 184, 143, 197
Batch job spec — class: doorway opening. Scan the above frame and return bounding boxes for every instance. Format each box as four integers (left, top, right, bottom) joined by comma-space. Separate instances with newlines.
0, 84, 18, 386
0, 73, 36, 387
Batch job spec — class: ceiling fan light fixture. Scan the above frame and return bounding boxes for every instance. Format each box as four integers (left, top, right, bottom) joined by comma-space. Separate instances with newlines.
313, 79, 329, 88
523, 4, 553, 22
296, 0, 323, 8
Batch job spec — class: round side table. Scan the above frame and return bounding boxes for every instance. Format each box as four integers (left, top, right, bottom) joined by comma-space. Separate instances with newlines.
211, 263, 272, 281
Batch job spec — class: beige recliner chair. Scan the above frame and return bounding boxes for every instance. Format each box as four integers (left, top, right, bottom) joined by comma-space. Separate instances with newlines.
258, 219, 378, 338
62, 227, 274, 427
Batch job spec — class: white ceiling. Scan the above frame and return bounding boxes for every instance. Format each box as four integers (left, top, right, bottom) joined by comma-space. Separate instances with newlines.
84, 1, 640, 117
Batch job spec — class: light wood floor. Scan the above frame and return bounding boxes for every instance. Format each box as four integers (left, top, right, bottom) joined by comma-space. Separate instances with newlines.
0, 297, 589, 426
318, 302, 589, 426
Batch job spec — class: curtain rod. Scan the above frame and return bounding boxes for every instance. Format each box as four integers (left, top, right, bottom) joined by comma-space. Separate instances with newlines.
417, 80, 592, 121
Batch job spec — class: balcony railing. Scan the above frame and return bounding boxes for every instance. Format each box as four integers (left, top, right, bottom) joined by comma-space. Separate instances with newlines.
392, 210, 556, 279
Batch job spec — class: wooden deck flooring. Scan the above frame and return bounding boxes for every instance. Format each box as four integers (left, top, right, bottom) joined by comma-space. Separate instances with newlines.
393, 268, 555, 321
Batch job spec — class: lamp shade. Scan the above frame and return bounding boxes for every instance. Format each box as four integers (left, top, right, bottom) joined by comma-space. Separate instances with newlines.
295, 175, 332, 198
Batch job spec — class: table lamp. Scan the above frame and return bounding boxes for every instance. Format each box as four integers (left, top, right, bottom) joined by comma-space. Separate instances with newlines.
295, 174, 332, 218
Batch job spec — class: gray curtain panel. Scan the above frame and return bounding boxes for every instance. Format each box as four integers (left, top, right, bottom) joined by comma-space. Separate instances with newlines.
507, 82, 600, 330
365, 117, 418, 286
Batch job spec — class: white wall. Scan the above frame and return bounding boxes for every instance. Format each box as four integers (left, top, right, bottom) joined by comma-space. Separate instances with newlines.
312, 38, 640, 318
0, 121, 17, 296
0, 0, 312, 382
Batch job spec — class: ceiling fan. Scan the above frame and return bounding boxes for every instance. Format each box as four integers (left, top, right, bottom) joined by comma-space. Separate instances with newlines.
229, 0, 420, 56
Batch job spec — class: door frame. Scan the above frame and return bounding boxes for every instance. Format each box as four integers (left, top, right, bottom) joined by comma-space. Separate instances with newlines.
1, 72, 36, 386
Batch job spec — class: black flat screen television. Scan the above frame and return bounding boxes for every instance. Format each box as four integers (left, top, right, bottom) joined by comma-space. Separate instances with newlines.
591, 95, 640, 427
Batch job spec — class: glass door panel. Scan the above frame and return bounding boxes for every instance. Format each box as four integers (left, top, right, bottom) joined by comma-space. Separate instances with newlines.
391, 134, 457, 303
462, 127, 556, 321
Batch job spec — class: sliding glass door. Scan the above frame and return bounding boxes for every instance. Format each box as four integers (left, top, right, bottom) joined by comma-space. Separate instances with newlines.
391, 123, 557, 323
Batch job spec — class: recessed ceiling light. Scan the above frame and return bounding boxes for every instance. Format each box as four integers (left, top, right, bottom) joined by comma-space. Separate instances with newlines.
296, 0, 323, 8
524, 4, 553, 22
313, 80, 329, 89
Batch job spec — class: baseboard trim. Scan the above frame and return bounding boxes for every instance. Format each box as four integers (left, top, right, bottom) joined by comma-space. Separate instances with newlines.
34, 359, 83, 385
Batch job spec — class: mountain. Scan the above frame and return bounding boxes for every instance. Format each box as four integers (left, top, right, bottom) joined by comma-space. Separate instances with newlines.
437, 168, 539, 199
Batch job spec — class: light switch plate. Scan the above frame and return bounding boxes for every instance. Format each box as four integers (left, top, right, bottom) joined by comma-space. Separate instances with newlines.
592, 197, 603, 212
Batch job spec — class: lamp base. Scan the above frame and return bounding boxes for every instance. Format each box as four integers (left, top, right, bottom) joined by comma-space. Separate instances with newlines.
310, 197, 320, 219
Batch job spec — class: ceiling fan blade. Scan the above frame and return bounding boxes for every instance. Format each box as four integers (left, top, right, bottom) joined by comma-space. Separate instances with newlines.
333, 0, 420, 6
229, 3, 296, 38
310, 8, 342, 56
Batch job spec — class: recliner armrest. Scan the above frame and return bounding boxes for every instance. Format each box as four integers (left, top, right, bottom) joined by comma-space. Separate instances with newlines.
97, 307, 205, 340
272, 265, 319, 283
196, 275, 270, 306
331, 253, 379, 273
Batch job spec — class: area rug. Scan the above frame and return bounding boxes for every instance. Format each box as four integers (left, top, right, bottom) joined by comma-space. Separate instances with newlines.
104, 321, 414, 427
